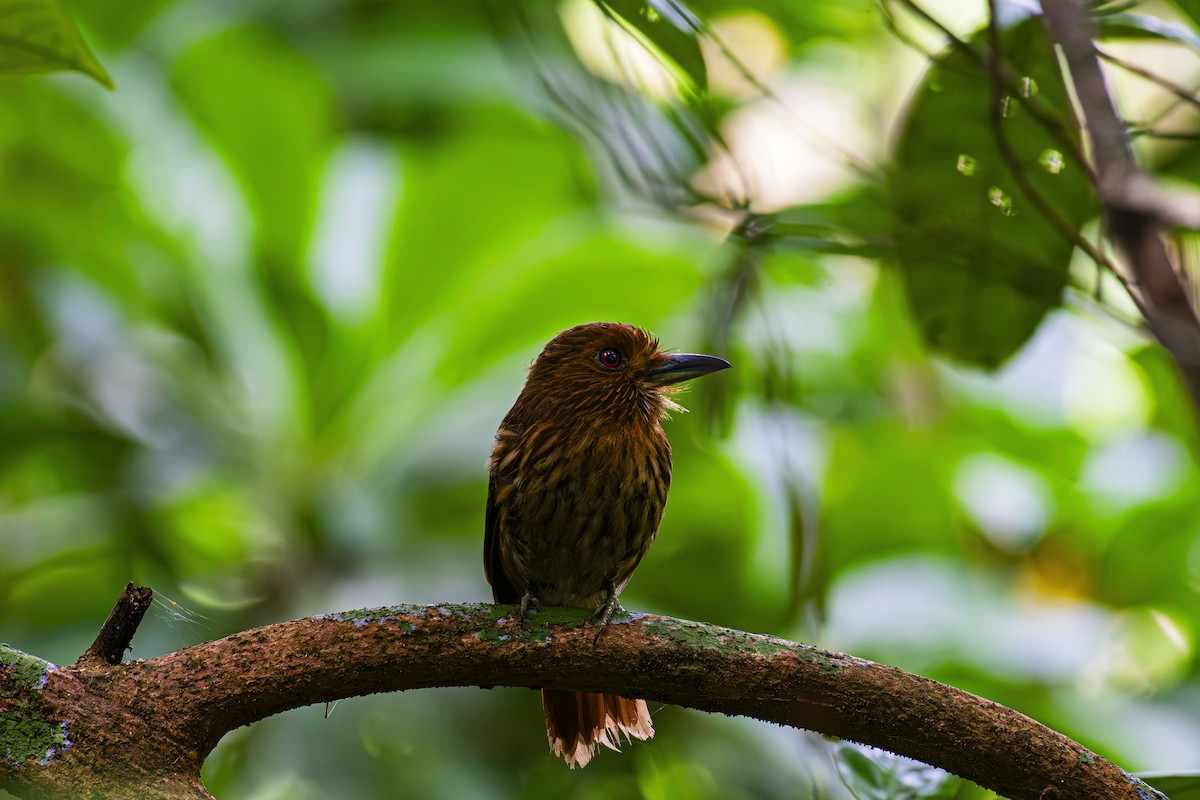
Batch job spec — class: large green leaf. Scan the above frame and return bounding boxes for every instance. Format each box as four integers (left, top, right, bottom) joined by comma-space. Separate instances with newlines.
0, 0, 111, 87
889, 19, 1094, 368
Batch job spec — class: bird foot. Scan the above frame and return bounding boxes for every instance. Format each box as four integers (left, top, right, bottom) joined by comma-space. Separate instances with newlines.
519, 591, 540, 623
590, 591, 624, 643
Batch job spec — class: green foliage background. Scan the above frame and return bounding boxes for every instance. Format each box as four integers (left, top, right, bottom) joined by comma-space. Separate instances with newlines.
2, 0, 1200, 797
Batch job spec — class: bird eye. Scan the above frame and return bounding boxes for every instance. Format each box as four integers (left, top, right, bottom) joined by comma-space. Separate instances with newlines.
596, 347, 625, 370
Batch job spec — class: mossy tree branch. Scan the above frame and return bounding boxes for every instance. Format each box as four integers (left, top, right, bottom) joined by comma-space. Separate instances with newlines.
0, 590, 1163, 800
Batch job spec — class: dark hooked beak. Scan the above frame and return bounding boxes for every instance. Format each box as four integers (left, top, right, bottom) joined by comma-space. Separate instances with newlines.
640, 353, 731, 387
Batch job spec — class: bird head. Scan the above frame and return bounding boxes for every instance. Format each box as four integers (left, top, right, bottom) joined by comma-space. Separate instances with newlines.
517, 322, 730, 424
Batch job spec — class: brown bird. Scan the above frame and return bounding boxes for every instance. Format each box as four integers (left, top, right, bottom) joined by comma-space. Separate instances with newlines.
484, 322, 730, 768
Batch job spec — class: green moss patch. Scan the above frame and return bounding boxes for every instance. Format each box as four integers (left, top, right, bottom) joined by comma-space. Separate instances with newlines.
0, 645, 57, 695
0, 645, 70, 765
639, 618, 857, 675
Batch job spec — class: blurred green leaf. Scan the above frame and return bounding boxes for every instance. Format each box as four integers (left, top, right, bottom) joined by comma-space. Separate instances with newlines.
0, 257, 48, 361
889, 20, 1093, 368
382, 122, 593, 347
3, 0, 1200, 794
1140, 772, 1200, 800
953, 405, 1090, 500
814, 422, 959, 598
636, 753, 722, 800
431, 229, 708, 388
153, 480, 255, 574
1132, 344, 1200, 462
0, 86, 157, 306
771, 184, 892, 254
174, 27, 345, 436
173, 27, 336, 268
1155, 142, 1200, 203
8, 554, 121, 626
1162, 0, 1200, 30
69, 0, 177, 50
0, 0, 112, 87
761, 195, 892, 258
636, 418, 763, 627
1095, 13, 1200, 51
600, 0, 708, 91
1097, 497, 1200, 610
835, 743, 968, 800
685, 0, 881, 55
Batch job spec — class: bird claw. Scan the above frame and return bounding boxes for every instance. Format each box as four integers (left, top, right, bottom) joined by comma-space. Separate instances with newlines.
519, 591, 540, 623
590, 590, 624, 643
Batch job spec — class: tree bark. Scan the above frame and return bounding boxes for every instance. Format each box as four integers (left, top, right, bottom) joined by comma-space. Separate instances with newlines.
73, 582, 154, 668
0, 595, 1163, 800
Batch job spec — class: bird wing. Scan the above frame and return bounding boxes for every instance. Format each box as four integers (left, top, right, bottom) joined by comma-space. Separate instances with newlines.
484, 472, 520, 604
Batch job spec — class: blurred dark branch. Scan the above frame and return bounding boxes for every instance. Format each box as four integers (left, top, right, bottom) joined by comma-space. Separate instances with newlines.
0, 601, 1161, 800
699, 217, 763, 432
1040, 0, 1200, 418
1130, 129, 1200, 141
1098, 48, 1200, 112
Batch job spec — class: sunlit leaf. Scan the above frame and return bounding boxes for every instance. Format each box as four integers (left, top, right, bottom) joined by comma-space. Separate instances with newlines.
600, 0, 708, 91
1162, 0, 1200, 30
889, 20, 1094, 368
0, 0, 112, 87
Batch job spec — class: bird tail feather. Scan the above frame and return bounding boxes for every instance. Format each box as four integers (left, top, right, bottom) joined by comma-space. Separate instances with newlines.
542, 689, 654, 768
